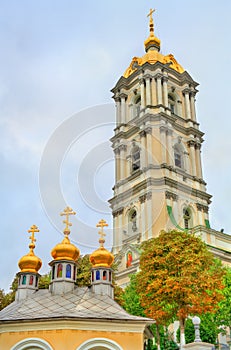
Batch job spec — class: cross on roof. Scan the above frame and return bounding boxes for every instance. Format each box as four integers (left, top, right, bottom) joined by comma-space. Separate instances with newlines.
28, 224, 39, 247
147, 8, 155, 19
60, 206, 76, 235
96, 219, 108, 245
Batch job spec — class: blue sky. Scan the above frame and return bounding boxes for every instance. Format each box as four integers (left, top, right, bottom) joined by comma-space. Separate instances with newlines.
1, 0, 231, 291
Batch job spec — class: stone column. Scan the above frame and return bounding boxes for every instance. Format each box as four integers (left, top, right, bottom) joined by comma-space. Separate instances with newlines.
140, 130, 146, 169
156, 74, 162, 105
162, 76, 168, 108
190, 91, 196, 122
139, 195, 146, 240
114, 148, 120, 181
145, 76, 151, 106
195, 143, 203, 179
187, 141, 196, 176
183, 88, 191, 119
120, 94, 127, 124
119, 144, 127, 180
160, 126, 167, 164
151, 77, 157, 105
112, 213, 119, 254
140, 79, 145, 110
145, 127, 153, 165
118, 210, 123, 247
115, 97, 121, 125
147, 192, 153, 239
166, 128, 173, 165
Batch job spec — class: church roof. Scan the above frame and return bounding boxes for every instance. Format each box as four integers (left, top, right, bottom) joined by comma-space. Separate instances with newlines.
0, 287, 152, 324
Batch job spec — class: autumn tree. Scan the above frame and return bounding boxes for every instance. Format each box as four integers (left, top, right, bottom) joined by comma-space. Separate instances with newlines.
136, 230, 225, 349
119, 274, 178, 350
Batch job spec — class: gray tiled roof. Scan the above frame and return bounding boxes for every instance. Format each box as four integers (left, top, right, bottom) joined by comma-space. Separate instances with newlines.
0, 287, 152, 323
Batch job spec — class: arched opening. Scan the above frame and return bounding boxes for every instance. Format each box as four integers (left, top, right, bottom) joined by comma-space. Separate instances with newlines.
11, 338, 53, 350
173, 140, 184, 169
57, 263, 63, 278
134, 95, 141, 117
128, 209, 137, 233
183, 208, 193, 229
131, 145, 140, 172
76, 337, 123, 350
168, 93, 176, 114
66, 264, 71, 278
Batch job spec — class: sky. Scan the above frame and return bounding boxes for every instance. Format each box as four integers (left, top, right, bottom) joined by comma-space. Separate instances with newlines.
1, 0, 231, 292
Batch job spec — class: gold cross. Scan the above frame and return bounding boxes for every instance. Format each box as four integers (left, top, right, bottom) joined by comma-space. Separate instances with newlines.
147, 8, 155, 19
96, 219, 108, 245
28, 224, 39, 251
60, 206, 76, 234
28, 224, 39, 245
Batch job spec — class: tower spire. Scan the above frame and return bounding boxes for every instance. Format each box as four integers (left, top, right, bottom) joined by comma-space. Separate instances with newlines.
144, 8, 160, 52
147, 8, 155, 35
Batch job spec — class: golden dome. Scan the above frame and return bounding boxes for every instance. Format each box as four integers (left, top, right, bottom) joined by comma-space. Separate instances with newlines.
51, 206, 80, 261
51, 236, 80, 261
89, 219, 114, 268
18, 225, 42, 273
123, 9, 184, 78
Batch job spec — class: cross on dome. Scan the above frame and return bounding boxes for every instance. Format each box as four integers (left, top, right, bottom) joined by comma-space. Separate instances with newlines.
147, 8, 156, 35
28, 224, 39, 250
96, 219, 108, 247
60, 206, 76, 236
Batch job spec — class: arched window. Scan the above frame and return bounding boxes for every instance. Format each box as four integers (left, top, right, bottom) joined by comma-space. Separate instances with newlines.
168, 93, 176, 114
96, 270, 100, 280
92, 271, 94, 282
184, 208, 192, 229
11, 338, 53, 350
173, 139, 184, 169
22, 275, 27, 285
131, 145, 140, 172
128, 209, 137, 233
29, 276, 34, 285
57, 264, 63, 278
66, 264, 71, 278
134, 95, 141, 117
76, 338, 123, 350
103, 271, 107, 280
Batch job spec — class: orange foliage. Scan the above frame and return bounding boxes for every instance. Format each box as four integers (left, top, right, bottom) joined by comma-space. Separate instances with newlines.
136, 230, 225, 327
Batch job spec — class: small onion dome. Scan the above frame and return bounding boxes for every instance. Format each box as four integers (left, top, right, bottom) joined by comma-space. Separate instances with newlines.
90, 245, 114, 268
51, 235, 80, 261
18, 242, 42, 273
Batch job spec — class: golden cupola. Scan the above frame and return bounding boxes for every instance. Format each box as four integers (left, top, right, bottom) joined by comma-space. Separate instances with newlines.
51, 206, 80, 261
90, 219, 114, 268
123, 9, 184, 78
18, 225, 42, 273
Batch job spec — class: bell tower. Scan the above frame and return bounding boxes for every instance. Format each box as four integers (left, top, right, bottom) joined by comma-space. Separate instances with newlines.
109, 10, 213, 285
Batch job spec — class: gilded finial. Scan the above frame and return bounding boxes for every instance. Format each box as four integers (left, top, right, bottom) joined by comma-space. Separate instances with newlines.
147, 8, 155, 35
28, 224, 39, 251
60, 206, 76, 236
96, 219, 108, 247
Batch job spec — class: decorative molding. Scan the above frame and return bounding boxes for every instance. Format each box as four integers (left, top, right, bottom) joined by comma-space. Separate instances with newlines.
139, 191, 152, 204
112, 208, 124, 217
196, 203, 209, 213
165, 191, 178, 201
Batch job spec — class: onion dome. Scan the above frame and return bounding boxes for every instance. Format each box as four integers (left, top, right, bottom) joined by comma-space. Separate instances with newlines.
18, 225, 42, 273
123, 9, 184, 78
51, 206, 80, 261
89, 219, 114, 268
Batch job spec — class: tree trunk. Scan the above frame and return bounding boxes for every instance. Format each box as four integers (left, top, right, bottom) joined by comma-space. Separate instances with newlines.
156, 324, 161, 350
179, 318, 186, 349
